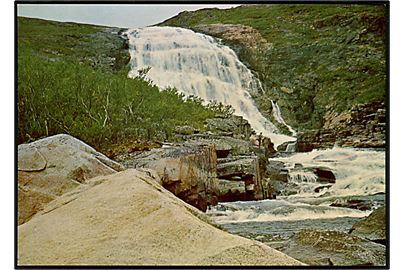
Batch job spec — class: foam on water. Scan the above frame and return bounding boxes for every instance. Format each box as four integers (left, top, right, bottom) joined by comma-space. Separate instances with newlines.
207, 199, 370, 224
124, 26, 295, 147
272, 147, 385, 197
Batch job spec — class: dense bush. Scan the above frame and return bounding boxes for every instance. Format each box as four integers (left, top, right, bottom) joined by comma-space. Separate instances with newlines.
17, 17, 224, 149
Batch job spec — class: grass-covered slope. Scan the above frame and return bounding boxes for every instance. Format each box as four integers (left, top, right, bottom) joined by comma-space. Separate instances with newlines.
160, 4, 386, 131
17, 17, 220, 150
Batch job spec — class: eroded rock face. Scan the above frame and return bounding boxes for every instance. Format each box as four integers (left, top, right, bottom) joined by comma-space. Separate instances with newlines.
297, 101, 385, 152
17, 134, 124, 225
276, 229, 386, 266
350, 205, 386, 244
217, 156, 265, 201
192, 24, 268, 50
18, 169, 303, 266
123, 143, 219, 211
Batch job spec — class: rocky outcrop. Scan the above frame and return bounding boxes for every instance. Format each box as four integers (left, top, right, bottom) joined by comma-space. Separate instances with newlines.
217, 156, 265, 201
349, 205, 386, 244
203, 115, 253, 140
18, 169, 304, 266
192, 24, 268, 50
275, 229, 385, 266
184, 134, 253, 157
121, 143, 219, 211
297, 101, 385, 152
17, 134, 124, 225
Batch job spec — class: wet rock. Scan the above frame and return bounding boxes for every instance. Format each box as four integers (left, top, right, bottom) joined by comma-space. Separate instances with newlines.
314, 185, 333, 193
313, 167, 336, 183
277, 229, 386, 266
123, 143, 219, 211
330, 197, 375, 211
218, 179, 250, 202
350, 205, 386, 244
17, 134, 124, 225
217, 156, 264, 200
277, 141, 296, 152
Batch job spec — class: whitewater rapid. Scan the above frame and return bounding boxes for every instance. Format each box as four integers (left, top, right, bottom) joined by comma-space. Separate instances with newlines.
207, 147, 385, 224
124, 26, 294, 147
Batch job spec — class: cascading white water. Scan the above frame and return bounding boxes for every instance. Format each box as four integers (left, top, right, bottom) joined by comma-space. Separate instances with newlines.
124, 26, 294, 147
207, 147, 385, 223
288, 171, 318, 183
271, 100, 297, 136
273, 147, 385, 198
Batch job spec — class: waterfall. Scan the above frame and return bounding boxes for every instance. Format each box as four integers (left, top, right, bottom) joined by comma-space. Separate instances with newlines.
271, 100, 297, 136
124, 26, 295, 147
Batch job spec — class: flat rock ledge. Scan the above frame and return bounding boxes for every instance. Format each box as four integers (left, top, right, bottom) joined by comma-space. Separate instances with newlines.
18, 169, 303, 266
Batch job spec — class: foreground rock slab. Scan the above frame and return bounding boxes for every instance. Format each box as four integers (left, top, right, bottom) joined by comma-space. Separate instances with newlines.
18, 169, 303, 266
273, 229, 385, 266
350, 205, 386, 244
18, 134, 124, 225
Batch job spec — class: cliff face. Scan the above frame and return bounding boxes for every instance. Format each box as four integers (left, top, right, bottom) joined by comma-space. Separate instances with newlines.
160, 4, 387, 149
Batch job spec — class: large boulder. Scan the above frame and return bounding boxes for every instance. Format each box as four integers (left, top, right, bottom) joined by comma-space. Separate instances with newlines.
17, 134, 124, 225
18, 169, 303, 266
349, 205, 386, 244
276, 229, 385, 266
217, 156, 264, 200
123, 143, 219, 211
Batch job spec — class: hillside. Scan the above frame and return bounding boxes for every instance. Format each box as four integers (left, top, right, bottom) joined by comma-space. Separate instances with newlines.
160, 4, 387, 134
17, 17, 226, 152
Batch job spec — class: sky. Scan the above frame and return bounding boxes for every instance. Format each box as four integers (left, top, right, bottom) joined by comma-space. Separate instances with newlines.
17, 4, 239, 28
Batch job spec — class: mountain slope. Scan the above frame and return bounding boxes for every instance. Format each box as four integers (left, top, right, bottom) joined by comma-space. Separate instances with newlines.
160, 4, 386, 133
17, 17, 226, 151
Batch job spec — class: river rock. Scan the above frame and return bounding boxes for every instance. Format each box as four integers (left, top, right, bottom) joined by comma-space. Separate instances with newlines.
275, 229, 385, 266
218, 179, 248, 202
122, 143, 219, 211
217, 156, 265, 200
277, 141, 296, 152
18, 169, 303, 266
17, 134, 124, 225
349, 205, 386, 244
312, 167, 336, 183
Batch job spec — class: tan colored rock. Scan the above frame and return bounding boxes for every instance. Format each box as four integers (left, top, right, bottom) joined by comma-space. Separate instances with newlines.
193, 24, 268, 49
18, 134, 124, 224
18, 169, 303, 266
124, 143, 219, 211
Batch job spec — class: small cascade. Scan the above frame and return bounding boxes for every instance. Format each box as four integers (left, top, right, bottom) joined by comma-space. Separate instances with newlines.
288, 171, 318, 183
286, 141, 297, 152
124, 26, 295, 148
271, 100, 297, 136
272, 147, 386, 197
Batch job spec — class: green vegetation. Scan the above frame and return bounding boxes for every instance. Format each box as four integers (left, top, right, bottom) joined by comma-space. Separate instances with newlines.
160, 4, 386, 131
17, 17, 221, 150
